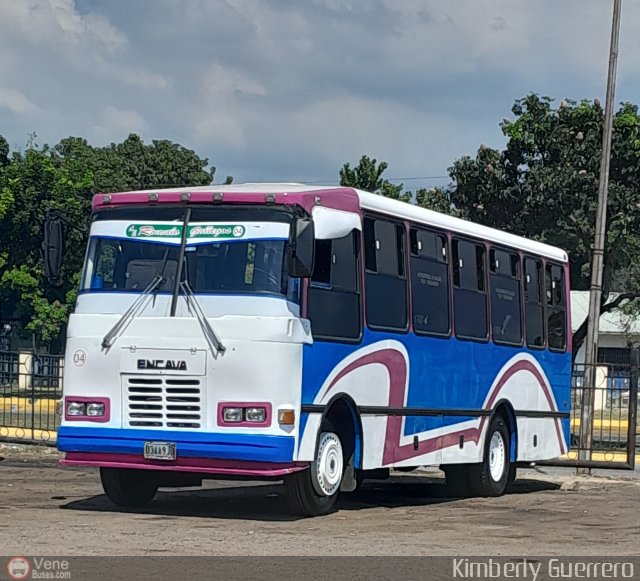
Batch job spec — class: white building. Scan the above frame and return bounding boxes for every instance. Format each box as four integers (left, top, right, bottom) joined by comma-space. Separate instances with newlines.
571, 291, 640, 365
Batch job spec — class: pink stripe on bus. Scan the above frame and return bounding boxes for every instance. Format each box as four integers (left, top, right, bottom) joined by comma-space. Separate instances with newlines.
61, 452, 308, 477
321, 348, 566, 463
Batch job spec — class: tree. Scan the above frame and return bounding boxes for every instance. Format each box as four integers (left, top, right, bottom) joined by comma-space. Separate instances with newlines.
340, 155, 453, 213
340, 155, 409, 202
0, 133, 217, 347
448, 94, 640, 357
415, 186, 454, 215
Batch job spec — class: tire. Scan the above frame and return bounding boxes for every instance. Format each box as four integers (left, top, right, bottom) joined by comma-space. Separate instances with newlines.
443, 464, 472, 497
506, 463, 517, 491
284, 431, 344, 516
468, 414, 511, 497
100, 468, 159, 507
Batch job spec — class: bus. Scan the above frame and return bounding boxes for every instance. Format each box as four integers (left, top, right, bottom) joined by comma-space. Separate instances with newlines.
48, 183, 572, 516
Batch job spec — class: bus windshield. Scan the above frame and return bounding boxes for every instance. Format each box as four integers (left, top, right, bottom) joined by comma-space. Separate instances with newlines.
81, 237, 288, 296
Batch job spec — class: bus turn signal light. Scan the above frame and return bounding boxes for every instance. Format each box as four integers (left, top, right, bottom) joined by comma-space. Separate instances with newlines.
278, 409, 295, 425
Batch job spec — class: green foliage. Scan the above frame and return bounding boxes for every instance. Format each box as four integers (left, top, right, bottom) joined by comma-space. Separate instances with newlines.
340, 155, 410, 202
415, 187, 454, 215
0, 133, 215, 345
342, 96, 640, 352
448, 94, 640, 299
339, 155, 454, 214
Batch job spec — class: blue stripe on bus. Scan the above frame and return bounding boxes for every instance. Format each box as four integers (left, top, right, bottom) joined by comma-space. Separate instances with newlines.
302, 328, 572, 441
57, 426, 295, 463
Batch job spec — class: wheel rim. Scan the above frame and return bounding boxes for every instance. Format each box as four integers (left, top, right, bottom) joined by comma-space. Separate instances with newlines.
489, 430, 506, 482
312, 432, 343, 496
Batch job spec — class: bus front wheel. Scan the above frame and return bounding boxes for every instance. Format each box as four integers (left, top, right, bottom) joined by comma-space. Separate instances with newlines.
100, 468, 159, 507
284, 431, 344, 516
468, 414, 511, 497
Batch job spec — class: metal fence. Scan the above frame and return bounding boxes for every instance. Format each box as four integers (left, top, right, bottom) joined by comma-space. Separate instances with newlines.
0, 349, 63, 445
541, 350, 639, 470
0, 346, 638, 468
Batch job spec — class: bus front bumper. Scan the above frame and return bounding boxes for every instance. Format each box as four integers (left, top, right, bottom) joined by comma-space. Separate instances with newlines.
58, 426, 306, 477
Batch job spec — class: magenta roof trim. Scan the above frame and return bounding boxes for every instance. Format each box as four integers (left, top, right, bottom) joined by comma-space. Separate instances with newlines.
91, 187, 361, 214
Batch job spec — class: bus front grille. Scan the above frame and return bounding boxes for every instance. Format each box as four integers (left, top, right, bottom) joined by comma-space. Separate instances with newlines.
124, 376, 203, 429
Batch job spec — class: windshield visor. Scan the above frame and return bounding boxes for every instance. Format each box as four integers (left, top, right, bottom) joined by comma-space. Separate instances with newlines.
81, 221, 290, 297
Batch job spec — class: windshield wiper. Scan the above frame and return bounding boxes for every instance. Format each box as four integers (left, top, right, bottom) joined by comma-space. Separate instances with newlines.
180, 280, 226, 356
101, 274, 164, 350
152, 246, 172, 305
170, 208, 191, 316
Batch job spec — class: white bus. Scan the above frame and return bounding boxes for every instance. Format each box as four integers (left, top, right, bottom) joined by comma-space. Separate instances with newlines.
48, 183, 571, 516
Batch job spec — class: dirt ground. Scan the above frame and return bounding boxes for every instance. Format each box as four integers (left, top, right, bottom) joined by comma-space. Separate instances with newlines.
1, 448, 639, 557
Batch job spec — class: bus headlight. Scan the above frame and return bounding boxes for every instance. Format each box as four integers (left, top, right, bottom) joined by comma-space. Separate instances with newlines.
66, 402, 86, 416
86, 403, 106, 417
245, 407, 267, 423
222, 407, 243, 423
65, 398, 110, 421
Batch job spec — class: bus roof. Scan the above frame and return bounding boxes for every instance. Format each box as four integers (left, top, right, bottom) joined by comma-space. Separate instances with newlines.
355, 188, 568, 263
93, 183, 568, 263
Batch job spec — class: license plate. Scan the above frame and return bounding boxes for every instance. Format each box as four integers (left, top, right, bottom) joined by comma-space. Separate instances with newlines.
144, 441, 176, 461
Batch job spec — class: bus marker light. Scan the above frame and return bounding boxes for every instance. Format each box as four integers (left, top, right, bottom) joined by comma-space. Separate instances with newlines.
278, 409, 295, 425
223, 407, 243, 422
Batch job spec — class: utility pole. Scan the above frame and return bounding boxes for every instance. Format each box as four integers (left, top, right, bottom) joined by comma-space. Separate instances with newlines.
579, 0, 622, 469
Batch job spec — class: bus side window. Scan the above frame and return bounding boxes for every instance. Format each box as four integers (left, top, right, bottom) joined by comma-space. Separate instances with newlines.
410, 228, 450, 336
307, 231, 361, 341
364, 217, 408, 332
524, 257, 545, 348
489, 249, 522, 346
452, 238, 488, 340
545, 263, 567, 352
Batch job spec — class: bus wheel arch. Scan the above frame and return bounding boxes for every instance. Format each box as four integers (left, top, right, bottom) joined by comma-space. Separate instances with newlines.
492, 400, 517, 462
284, 395, 362, 516
321, 395, 362, 490
467, 402, 516, 497
492, 400, 518, 489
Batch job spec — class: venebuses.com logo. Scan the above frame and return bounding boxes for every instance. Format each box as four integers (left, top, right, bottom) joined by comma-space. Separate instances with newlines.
7, 558, 30, 580
6, 557, 71, 580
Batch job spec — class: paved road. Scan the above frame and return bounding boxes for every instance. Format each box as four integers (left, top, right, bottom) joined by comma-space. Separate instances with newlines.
1, 455, 639, 557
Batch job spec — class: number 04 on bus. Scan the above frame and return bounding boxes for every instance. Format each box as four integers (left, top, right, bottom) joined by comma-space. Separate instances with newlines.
45, 184, 571, 516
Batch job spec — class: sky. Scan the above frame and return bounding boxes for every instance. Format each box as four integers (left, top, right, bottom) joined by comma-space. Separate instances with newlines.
1, 0, 639, 190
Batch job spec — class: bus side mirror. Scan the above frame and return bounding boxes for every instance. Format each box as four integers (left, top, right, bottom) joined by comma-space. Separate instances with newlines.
288, 218, 315, 278
43, 216, 63, 285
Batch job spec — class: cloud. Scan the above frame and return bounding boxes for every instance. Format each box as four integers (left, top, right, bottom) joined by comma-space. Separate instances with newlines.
188, 63, 267, 147
1, 0, 638, 187
91, 106, 148, 143
0, 0, 125, 52
0, 88, 40, 115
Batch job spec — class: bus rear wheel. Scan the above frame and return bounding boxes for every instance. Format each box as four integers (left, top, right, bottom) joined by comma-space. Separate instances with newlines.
284, 431, 344, 516
468, 414, 511, 497
100, 468, 159, 507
